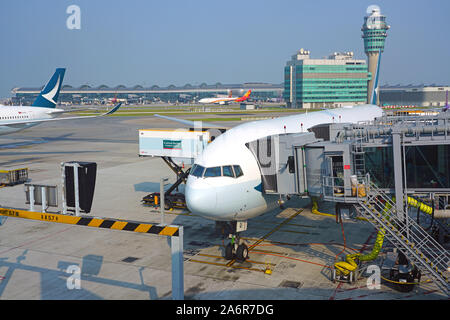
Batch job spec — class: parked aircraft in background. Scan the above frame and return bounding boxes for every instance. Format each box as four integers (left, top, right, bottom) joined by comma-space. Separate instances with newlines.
0, 68, 122, 136
198, 90, 251, 105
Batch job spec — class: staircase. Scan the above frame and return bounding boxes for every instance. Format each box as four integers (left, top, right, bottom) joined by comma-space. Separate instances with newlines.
355, 181, 449, 295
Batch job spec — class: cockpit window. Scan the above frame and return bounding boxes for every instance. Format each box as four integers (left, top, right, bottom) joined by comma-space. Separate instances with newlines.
222, 165, 234, 177
191, 164, 205, 177
204, 166, 222, 177
233, 165, 243, 178
191, 164, 243, 178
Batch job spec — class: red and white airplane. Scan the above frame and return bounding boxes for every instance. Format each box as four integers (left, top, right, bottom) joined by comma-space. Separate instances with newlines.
198, 90, 251, 105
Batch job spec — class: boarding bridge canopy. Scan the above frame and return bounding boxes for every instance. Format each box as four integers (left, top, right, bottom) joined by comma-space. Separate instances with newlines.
245, 113, 450, 201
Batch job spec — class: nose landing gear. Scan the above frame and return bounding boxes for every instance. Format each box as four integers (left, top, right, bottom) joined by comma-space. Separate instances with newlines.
225, 235, 249, 262
216, 221, 249, 262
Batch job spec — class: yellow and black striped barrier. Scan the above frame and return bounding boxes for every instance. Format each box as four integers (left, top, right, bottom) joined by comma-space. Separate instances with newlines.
0, 207, 185, 300
0, 207, 180, 237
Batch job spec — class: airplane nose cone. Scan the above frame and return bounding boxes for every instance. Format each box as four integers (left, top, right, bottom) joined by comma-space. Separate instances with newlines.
185, 178, 218, 218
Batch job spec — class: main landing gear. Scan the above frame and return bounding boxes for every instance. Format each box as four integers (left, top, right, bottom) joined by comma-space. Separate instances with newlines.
216, 221, 249, 262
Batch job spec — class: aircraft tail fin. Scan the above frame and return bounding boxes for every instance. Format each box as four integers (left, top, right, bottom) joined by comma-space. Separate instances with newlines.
103, 102, 122, 115
32, 68, 66, 108
236, 90, 252, 102
370, 50, 381, 105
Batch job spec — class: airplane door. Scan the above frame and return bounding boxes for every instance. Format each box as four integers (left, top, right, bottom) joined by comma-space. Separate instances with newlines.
325, 153, 344, 196
246, 136, 278, 193
294, 146, 307, 194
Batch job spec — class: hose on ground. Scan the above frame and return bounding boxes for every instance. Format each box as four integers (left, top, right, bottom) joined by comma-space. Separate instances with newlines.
311, 197, 335, 218
334, 201, 391, 276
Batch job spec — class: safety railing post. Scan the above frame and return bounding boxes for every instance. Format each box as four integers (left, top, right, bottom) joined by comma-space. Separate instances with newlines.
41, 186, 47, 213
29, 185, 35, 212
73, 164, 80, 217
171, 226, 184, 300
61, 162, 67, 215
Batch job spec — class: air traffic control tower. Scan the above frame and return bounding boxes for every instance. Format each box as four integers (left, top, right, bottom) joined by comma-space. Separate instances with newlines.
362, 5, 390, 104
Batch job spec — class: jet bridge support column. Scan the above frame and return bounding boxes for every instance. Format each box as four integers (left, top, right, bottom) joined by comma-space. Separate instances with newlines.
392, 131, 405, 220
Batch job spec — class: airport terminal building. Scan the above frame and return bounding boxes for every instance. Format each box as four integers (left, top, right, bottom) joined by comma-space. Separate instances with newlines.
379, 85, 450, 108
283, 49, 370, 109
10, 82, 283, 106
9, 77, 448, 110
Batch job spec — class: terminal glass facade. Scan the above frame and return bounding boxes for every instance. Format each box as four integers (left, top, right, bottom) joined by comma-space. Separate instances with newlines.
11, 85, 283, 106
284, 63, 369, 109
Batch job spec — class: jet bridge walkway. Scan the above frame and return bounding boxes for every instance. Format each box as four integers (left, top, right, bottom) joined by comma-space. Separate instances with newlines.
245, 112, 450, 295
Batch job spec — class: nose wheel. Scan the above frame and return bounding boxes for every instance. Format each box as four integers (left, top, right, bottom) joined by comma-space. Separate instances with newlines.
236, 243, 249, 262
216, 221, 249, 262
225, 235, 249, 262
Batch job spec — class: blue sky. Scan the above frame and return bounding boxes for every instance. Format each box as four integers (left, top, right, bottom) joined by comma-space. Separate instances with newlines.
0, 0, 449, 98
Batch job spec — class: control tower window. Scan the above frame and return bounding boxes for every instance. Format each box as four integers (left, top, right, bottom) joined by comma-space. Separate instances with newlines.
222, 165, 235, 178
191, 164, 205, 177
204, 166, 222, 177
233, 165, 243, 178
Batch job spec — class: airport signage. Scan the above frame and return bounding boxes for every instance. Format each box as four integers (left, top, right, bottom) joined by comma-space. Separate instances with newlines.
163, 139, 182, 150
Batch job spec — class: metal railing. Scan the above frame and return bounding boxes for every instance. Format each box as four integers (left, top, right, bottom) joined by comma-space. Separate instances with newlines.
337, 113, 450, 144
356, 181, 449, 294
322, 174, 370, 203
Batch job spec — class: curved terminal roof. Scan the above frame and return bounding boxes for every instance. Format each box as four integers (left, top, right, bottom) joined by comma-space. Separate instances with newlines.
12, 82, 284, 94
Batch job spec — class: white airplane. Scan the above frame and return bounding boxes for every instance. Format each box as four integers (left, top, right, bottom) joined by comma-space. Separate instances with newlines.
157, 104, 383, 260
157, 57, 384, 261
198, 90, 251, 105
185, 105, 382, 258
0, 68, 122, 136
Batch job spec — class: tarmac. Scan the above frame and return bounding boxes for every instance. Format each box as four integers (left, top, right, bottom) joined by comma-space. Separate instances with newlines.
0, 115, 447, 300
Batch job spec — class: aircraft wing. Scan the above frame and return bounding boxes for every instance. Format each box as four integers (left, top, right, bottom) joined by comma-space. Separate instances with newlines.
46, 108, 92, 115
0, 103, 122, 126
45, 102, 115, 115
154, 114, 229, 129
